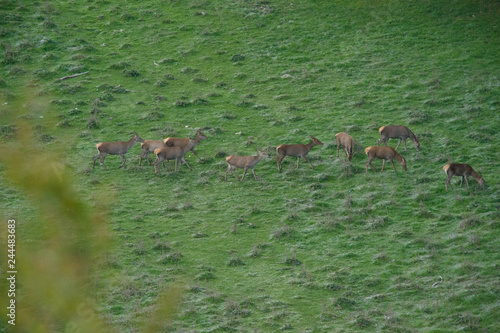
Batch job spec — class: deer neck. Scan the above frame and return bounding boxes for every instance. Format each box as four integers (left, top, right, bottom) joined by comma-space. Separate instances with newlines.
193, 133, 204, 145
125, 135, 138, 150
254, 152, 264, 163
305, 140, 317, 151
394, 152, 404, 164
471, 170, 482, 182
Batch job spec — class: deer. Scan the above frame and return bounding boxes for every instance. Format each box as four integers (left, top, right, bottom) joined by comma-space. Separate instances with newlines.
163, 130, 208, 163
225, 148, 270, 182
139, 140, 167, 166
335, 132, 354, 161
276, 136, 323, 172
378, 125, 420, 151
443, 163, 485, 191
364, 146, 407, 173
92, 131, 144, 170
153, 139, 195, 176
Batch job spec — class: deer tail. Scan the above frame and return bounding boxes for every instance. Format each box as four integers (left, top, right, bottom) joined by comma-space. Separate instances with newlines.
442, 164, 451, 175
364, 147, 372, 155
378, 126, 386, 133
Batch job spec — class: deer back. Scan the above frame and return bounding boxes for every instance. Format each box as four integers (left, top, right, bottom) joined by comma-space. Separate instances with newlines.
96, 131, 143, 155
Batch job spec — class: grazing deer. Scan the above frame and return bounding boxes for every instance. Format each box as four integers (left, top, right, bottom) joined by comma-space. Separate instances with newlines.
163, 130, 208, 163
225, 148, 270, 182
443, 163, 485, 191
335, 132, 354, 161
153, 139, 195, 175
364, 146, 407, 173
139, 140, 166, 166
276, 136, 323, 172
378, 125, 420, 151
92, 131, 144, 170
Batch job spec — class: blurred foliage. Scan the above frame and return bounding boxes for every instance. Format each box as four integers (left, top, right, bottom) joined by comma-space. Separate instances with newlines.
0, 95, 180, 332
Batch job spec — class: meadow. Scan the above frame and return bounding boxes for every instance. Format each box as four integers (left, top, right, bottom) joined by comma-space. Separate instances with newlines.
0, 0, 499, 331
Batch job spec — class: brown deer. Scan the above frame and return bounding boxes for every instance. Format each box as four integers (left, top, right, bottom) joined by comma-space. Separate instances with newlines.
163, 130, 208, 163
153, 139, 195, 175
92, 131, 144, 170
139, 140, 166, 166
276, 136, 323, 172
378, 125, 420, 151
225, 148, 270, 181
335, 132, 354, 161
443, 163, 485, 191
364, 146, 407, 173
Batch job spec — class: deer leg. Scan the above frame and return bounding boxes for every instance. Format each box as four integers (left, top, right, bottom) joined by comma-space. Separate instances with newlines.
92, 153, 101, 169
366, 157, 377, 173
181, 157, 192, 171
337, 144, 340, 158
381, 159, 386, 172
296, 157, 301, 169
225, 165, 230, 181
445, 174, 453, 191
377, 138, 385, 146
343, 147, 349, 159
100, 153, 108, 171
303, 156, 315, 170
277, 156, 284, 172
395, 138, 402, 151
139, 151, 144, 166
190, 149, 204, 163
154, 159, 160, 175
464, 175, 470, 189
118, 154, 126, 169
459, 176, 464, 187
229, 166, 239, 181
390, 159, 397, 172
240, 168, 248, 181
251, 168, 260, 181
403, 139, 408, 152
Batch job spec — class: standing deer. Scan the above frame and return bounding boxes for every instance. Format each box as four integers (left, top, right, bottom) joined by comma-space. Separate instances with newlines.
443, 163, 485, 191
335, 132, 354, 161
139, 140, 166, 166
92, 131, 144, 170
378, 125, 420, 151
153, 139, 195, 175
225, 148, 270, 181
276, 136, 323, 172
364, 146, 407, 173
163, 130, 208, 163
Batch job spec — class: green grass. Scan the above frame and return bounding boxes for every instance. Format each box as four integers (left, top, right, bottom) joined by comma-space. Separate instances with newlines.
1, 0, 499, 331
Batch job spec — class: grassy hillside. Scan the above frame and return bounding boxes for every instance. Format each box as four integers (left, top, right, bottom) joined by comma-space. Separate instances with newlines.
1, 0, 499, 331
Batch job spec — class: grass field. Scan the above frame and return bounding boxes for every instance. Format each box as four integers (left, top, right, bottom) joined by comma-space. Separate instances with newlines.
1, 0, 499, 331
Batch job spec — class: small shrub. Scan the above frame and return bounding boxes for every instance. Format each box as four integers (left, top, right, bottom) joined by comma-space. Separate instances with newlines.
1, 125, 17, 139
122, 68, 140, 77
234, 72, 246, 79
230, 54, 245, 62
109, 61, 131, 69
154, 79, 168, 87
460, 213, 481, 229
227, 254, 245, 266
283, 252, 301, 266
174, 100, 190, 107
271, 224, 294, 239
159, 251, 183, 264
56, 118, 71, 128
180, 67, 198, 74
214, 148, 227, 158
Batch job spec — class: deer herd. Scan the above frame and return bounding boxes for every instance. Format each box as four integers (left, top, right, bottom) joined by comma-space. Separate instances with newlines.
92, 125, 485, 191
